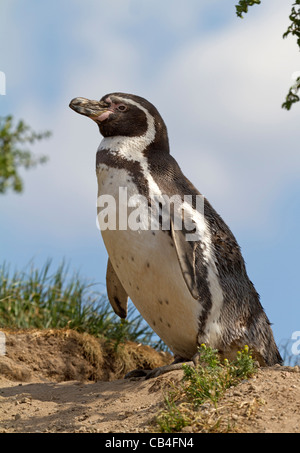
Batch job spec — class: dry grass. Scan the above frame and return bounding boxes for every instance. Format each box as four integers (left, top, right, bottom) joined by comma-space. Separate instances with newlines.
0, 328, 172, 382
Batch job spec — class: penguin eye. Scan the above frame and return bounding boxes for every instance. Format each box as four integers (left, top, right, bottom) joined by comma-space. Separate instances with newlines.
116, 104, 127, 112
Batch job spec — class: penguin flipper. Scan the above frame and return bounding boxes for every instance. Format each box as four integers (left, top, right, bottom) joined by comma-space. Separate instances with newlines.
106, 258, 128, 319
170, 214, 212, 303
170, 219, 200, 301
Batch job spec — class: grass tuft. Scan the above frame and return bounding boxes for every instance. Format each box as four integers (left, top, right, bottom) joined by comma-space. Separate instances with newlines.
0, 259, 166, 350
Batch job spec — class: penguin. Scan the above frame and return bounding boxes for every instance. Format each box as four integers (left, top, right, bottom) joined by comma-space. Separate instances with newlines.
69, 92, 282, 378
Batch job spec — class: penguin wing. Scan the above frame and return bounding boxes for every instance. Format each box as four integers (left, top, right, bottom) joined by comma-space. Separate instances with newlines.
151, 153, 232, 302
150, 154, 213, 302
169, 193, 246, 302
170, 219, 199, 299
106, 258, 128, 319
170, 217, 212, 302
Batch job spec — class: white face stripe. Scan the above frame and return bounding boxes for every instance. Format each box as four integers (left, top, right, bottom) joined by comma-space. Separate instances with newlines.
100, 95, 156, 152
98, 96, 161, 197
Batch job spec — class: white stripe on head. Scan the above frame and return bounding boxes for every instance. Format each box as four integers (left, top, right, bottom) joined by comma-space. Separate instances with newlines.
98, 96, 161, 197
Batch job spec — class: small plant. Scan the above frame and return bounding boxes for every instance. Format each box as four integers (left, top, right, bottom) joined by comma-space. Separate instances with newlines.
156, 396, 192, 433
231, 344, 257, 379
155, 344, 257, 433
181, 344, 224, 408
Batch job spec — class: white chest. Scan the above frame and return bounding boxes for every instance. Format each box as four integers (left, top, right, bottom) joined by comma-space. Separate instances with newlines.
96, 163, 202, 358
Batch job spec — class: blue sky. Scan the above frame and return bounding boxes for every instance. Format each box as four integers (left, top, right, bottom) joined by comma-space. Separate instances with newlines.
1, 0, 299, 359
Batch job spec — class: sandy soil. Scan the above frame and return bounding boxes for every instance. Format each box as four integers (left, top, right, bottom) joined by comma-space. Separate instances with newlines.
0, 329, 299, 433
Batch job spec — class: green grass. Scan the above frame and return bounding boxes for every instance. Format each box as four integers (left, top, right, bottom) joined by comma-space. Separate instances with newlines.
155, 344, 257, 433
0, 259, 165, 349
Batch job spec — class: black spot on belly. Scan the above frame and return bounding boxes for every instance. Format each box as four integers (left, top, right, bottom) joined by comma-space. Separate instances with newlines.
153, 320, 156, 326
167, 323, 171, 328
159, 317, 163, 323
131, 256, 134, 262
152, 232, 156, 236
165, 299, 169, 305
158, 300, 163, 305
146, 262, 150, 268
136, 286, 139, 290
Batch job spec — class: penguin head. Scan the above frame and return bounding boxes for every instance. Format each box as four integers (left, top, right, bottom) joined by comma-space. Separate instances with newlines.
69, 92, 169, 153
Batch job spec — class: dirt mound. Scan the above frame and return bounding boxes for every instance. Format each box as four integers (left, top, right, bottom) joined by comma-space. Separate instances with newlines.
0, 329, 300, 433
0, 329, 171, 382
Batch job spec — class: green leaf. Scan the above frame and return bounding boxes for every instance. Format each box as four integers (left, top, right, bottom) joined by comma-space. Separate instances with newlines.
235, 0, 261, 18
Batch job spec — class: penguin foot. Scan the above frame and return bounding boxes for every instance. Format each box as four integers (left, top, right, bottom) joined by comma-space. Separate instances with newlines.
124, 369, 152, 379
144, 361, 193, 379
124, 357, 194, 380
191, 351, 201, 366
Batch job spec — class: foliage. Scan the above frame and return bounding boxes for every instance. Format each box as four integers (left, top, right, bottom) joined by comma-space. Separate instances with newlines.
0, 115, 51, 194
0, 259, 165, 349
282, 1, 300, 109
156, 344, 257, 433
235, 0, 300, 110
235, 0, 261, 18
283, 1, 300, 48
282, 76, 300, 110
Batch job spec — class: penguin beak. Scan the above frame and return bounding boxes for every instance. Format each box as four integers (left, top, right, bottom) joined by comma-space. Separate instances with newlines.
69, 97, 110, 122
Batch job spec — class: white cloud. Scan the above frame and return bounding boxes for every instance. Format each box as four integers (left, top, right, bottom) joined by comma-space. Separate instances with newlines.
153, 2, 300, 231
2, 0, 300, 240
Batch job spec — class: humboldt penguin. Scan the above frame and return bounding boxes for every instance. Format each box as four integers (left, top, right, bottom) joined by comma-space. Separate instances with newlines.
69, 92, 282, 378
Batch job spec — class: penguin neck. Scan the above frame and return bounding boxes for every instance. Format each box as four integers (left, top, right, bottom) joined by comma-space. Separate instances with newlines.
98, 116, 169, 162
